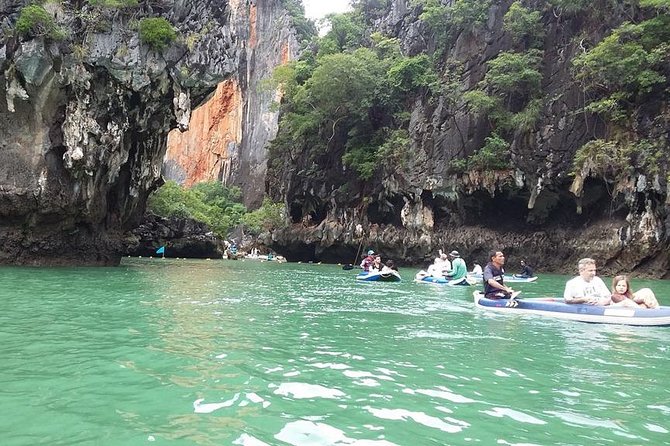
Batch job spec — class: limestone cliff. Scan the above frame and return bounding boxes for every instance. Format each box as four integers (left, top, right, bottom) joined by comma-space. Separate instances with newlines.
0, 0, 242, 265
163, 0, 299, 208
264, 0, 670, 277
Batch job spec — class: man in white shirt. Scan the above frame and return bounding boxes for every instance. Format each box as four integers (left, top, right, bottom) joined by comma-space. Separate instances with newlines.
427, 249, 450, 277
563, 258, 611, 305
470, 262, 483, 275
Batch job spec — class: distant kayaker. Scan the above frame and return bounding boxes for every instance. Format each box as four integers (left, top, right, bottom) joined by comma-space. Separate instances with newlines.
516, 260, 534, 278
446, 250, 467, 280
470, 262, 483, 275
427, 249, 450, 277
563, 258, 611, 305
360, 250, 375, 272
483, 251, 516, 299
369, 255, 383, 273
382, 259, 398, 273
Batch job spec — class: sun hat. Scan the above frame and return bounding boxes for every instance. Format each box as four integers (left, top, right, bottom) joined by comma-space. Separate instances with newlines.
449, 250, 460, 257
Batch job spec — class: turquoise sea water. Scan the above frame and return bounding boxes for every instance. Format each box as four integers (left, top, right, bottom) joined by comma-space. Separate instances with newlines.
1, 259, 669, 445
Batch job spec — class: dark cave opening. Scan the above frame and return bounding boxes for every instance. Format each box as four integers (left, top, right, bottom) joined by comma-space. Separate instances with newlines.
421, 190, 452, 229
367, 194, 404, 226
443, 178, 624, 230
459, 189, 529, 229
289, 195, 328, 226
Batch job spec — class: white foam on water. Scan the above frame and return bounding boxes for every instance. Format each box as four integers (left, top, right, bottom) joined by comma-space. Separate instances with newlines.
365, 407, 464, 433
312, 362, 351, 370
544, 410, 620, 429
352, 378, 380, 387
233, 433, 270, 446
274, 382, 345, 399
496, 440, 542, 446
275, 420, 398, 446
246, 392, 264, 404
482, 407, 546, 425
343, 370, 394, 381
193, 393, 240, 413
644, 423, 668, 433
647, 404, 670, 415
414, 388, 476, 404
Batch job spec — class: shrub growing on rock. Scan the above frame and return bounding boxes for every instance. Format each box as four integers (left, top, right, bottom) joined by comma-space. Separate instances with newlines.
139, 17, 177, 50
16, 4, 65, 40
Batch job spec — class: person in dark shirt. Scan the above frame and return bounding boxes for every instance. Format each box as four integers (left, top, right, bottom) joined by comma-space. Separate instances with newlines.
383, 259, 398, 271
483, 250, 516, 299
516, 260, 534, 278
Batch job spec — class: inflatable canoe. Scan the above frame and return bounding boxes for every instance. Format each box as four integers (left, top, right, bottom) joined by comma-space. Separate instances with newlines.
356, 270, 402, 282
414, 272, 475, 286
473, 291, 670, 326
468, 273, 538, 283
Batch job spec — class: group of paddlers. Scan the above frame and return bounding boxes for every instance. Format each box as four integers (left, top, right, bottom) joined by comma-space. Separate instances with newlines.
360, 250, 397, 274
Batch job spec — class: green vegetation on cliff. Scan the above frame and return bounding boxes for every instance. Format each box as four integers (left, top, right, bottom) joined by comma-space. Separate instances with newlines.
139, 17, 177, 50
241, 199, 287, 235
572, 2, 670, 182
147, 181, 245, 237
147, 181, 285, 238
279, 0, 317, 44
268, 20, 437, 181
16, 4, 66, 40
267, 0, 670, 194
11, 1, 177, 52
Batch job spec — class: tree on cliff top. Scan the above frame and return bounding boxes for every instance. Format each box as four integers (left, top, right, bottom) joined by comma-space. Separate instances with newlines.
147, 181, 246, 238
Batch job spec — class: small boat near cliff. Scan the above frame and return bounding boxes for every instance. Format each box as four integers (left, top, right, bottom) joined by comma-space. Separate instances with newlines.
468, 273, 538, 283
473, 291, 670, 326
356, 270, 402, 282
414, 272, 475, 286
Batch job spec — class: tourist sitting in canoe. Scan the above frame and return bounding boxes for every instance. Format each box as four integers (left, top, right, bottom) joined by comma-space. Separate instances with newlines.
369, 255, 383, 273
611, 275, 659, 309
445, 250, 468, 280
514, 260, 535, 279
415, 249, 469, 284
382, 259, 398, 273
483, 250, 517, 299
360, 249, 375, 272
426, 249, 450, 278
470, 262, 483, 275
357, 256, 402, 282
563, 258, 611, 306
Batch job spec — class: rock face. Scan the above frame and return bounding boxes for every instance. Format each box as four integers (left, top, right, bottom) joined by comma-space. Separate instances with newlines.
0, 0, 243, 265
263, 1, 670, 277
127, 214, 224, 259
163, 0, 299, 208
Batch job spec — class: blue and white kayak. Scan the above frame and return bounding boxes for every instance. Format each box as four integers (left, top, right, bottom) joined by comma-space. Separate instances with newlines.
356, 270, 402, 282
414, 272, 475, 286
473, 291, 670, 326
468, 274, 538, 283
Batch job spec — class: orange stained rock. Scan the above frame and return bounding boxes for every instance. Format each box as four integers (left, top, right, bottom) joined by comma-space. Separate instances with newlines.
281, 41, 290, 65
166, 79, 243, 187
